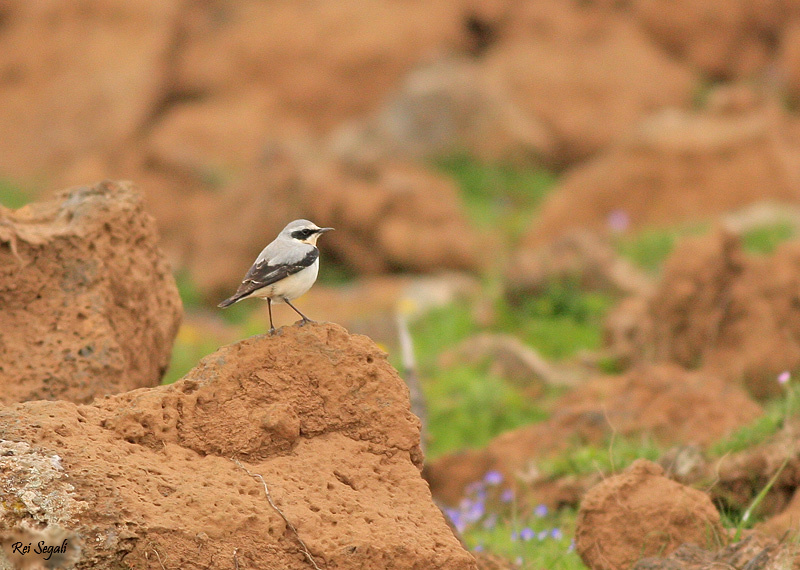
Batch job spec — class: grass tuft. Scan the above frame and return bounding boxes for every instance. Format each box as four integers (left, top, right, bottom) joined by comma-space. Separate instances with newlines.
436, 154, 556, 243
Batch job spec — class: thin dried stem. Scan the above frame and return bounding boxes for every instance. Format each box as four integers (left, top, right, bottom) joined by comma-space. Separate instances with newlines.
233, 459, 321, 570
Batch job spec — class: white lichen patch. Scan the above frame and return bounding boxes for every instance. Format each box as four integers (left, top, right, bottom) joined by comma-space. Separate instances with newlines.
0, 441, 87, 526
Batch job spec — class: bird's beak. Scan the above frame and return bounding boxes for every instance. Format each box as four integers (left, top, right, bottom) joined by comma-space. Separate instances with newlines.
317, 227, 334, 233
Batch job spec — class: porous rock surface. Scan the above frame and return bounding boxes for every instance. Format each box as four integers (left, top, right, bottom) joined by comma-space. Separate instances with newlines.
576, 460, 726, 570
0, 180, 181, 404
0, 323, 476, 570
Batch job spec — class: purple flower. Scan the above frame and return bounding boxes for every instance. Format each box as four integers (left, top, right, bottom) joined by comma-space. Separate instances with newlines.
534, 504, 548, 518
510, 531, 518, 541
519, 527, 535, 541
464, 499, 485, 523
607, 209, 630, 233
483, 470, 503, 485
445, 508, 466, 534
551, 528, 563, 540
500, 488, 514, 503
482, 513, 498, 530
538, 530, 549, 541
473, 544, 484, 553
568, 539, 576, 553
779, 371, 791, 385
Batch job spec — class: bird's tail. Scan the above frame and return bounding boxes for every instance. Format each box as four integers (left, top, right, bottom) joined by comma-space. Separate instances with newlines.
217, 295, 239, 308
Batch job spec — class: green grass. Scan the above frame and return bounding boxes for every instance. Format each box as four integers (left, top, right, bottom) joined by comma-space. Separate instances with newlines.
499, 284, 613, 360
447, 476, 584, 569
175, 269, 205, 311
617, 220, 797, 275
464, 509, 582, 569
424, 365, 550, 458
436, 154, 556, 243
162, 325, 222, 384
0, 179, 32, 209
710, 380, 800, 457
615, 224, 708, 274
538, 436, 663, 478
411, 282, 613, 459
741, 221, 795, 255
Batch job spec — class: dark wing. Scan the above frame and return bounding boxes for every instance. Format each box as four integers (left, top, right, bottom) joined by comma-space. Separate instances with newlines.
218, 249, 318, 307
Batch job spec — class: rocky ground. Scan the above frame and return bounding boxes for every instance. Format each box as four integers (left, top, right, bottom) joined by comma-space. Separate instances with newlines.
3, 1, 800, 569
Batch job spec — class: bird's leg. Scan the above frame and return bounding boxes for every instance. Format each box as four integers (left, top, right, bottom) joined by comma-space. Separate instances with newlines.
284, 298, 314, 326
267, 298, 276, 335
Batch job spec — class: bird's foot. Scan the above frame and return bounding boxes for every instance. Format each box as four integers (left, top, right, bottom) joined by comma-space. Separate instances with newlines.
298, 317, 316, 327
268, 327, 276, 336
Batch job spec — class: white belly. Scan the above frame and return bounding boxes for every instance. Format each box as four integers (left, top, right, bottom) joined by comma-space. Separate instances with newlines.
250, 258, 319, 303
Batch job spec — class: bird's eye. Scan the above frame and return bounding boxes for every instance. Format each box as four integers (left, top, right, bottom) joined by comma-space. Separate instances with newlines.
292, 228, 315, 240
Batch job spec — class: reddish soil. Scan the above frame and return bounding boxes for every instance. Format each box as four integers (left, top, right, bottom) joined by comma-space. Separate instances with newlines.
606, 230, 800, 398
0, 180, 181, 404
0, 323, 475, 569
576, 460, 726, 570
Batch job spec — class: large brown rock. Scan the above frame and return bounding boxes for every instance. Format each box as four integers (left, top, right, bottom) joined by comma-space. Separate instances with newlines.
481, 2, 694, 166
605, 230, 800, 398
0, 180, 181, 404
632, 0, 800, 80
337, 2, 695, 168
328, 56, 557, 165
0, 323, 476, 569
576, 460, 726, 570
526, 107, 800, 246
0, 0, 180, 177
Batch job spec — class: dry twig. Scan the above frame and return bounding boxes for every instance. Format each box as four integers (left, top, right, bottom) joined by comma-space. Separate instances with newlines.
233, 458, 321, 569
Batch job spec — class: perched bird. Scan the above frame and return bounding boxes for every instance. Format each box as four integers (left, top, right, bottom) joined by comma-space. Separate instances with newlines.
218, 219, 333, 333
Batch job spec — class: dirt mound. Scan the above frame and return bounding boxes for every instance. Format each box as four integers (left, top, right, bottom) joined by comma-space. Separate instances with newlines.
480, 2, 694, 166
0, 180, 181, 404
301, 159, 480, 274
0, 322, 475, 569
506, 229, 654, 298
0, 1, 179, 177
328, 55, 558, 165
606, 230, 800, 398
576, 459, 726, 570
759, 485, 800, 537
426, 364, 760, 505
525, 106, 800, 246
632, 0, 800, 80
335, 2, 694, 167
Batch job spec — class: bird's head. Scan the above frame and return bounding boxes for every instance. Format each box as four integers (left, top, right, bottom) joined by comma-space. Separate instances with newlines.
281, 219, 334, 246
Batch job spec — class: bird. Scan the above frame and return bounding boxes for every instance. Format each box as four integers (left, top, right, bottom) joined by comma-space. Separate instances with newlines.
218, 219, 334, 333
